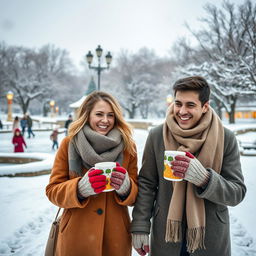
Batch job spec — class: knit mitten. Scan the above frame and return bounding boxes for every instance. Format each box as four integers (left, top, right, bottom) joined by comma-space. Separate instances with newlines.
110, 166, 131, 196
78, 168, 106, 198
171, 152, 210, 187
132, 233, 150, 256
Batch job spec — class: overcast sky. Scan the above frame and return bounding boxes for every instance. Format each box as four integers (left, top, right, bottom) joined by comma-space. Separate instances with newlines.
0, 0, 245, 69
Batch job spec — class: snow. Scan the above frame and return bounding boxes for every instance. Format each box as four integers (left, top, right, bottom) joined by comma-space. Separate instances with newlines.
0, 153, 54, 176
0, 123, 256, 255
69, 95, 87, 108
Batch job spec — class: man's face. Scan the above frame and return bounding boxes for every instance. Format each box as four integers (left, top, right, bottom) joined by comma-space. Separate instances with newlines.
173, 90, 209, 130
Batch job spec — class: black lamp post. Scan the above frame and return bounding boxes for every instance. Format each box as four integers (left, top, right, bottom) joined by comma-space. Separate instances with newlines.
86, 45, 112, 91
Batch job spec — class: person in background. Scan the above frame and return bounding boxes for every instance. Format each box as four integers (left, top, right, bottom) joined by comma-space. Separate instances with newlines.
50, 127, 60, 150
0, 119, 3, 129
12, 116, 20, 133
46, 91, 138, 256
26, 114, 35, 138
64, 114, 73, 136
12, 128, 27, 152
20, 115, 27, 135
131, 76, 246, 256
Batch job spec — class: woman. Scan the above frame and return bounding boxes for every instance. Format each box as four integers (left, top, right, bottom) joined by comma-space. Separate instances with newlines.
12, 116, 20, 133
46, 91, 138, 256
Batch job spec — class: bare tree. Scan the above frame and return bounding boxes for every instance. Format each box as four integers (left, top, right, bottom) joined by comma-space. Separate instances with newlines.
172, 0, 256, 123
180, 61, 255, 123
0, 43, 74, 114
106, 48, 171, 119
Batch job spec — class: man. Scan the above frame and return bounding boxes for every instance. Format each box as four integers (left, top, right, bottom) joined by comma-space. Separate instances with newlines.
20, 115, 27, 135
26, 114, 35, 138
131, 76, 246, 256
64, 114, 73, 136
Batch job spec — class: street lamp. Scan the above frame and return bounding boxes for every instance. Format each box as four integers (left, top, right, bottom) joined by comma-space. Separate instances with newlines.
49, 100, 55, 118
6, 91, 14, 121
55, 106, 59, 116
86, 45, 112, 91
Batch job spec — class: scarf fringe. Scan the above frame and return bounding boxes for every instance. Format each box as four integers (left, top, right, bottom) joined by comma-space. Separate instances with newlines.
186, 227, 206, 253
165, 220, 182, 243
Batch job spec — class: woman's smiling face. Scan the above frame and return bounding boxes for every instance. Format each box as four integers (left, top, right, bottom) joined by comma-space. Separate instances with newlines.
89, 100, 115, 135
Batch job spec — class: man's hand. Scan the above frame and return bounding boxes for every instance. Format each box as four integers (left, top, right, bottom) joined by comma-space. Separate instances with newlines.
132, 233, 150, 256
78, 168, 106, 198
110, 164, 131, 196
170, 152, 210, 187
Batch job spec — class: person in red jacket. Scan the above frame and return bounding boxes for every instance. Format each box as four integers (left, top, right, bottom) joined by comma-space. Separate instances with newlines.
12, 128, 27, 152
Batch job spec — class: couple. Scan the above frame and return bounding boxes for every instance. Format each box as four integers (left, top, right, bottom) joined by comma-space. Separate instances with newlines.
46, 76, 246, 256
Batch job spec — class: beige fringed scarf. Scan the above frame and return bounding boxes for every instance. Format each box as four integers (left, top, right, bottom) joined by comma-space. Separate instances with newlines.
163, 104, 224, 253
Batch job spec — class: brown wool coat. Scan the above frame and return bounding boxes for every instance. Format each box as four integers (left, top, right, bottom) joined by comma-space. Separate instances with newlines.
46, 137, 138, 256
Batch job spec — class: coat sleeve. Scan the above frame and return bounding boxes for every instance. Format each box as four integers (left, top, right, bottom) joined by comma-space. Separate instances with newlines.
131, 129, 159, 234
114, 145, 138, 206
45, 137, 90, 209
196, 128, 246, 206
22, 137, 27, 147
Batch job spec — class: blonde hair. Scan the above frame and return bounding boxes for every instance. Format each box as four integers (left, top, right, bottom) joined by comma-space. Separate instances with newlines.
68, 91, 136, 156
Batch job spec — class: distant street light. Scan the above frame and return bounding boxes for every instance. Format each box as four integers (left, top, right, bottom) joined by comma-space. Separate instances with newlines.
86, 45, 112, 90
49, 100, 55, 118
6, 91, 14, 121
166, 94, 173, 106
55, 106, 59, 116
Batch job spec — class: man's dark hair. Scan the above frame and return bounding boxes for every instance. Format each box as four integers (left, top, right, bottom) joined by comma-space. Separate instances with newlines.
173, 76, 210, 105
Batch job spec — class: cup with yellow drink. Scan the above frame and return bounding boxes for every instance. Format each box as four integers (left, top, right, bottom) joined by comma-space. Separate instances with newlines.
95, 162, 116, 192
164, 151, 185, 181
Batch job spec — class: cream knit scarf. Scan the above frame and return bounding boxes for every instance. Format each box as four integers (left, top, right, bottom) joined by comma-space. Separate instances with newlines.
68, 124, 124, 176
163, 104, 224, 253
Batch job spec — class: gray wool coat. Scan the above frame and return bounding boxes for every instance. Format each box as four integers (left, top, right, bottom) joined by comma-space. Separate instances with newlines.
131, 124, 246, 256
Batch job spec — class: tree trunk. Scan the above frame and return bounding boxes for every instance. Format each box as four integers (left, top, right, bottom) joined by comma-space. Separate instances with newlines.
127, 103, 136, 119
216, 101, 223, 120
140, 103, 149, 119
21, 103, 27, 115
229, 108, 235, 124
21, 99, 30, 115
211, 97, 223, 119
228, 96, 237, 124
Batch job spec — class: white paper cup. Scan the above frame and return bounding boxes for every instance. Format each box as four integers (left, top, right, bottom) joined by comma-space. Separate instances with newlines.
95, 162, 116, 192
163, 151, 185, 181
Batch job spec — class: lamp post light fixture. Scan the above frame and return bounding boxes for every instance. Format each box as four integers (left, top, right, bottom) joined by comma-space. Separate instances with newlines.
6, 91, 14, 121
86, 45, 112, 91
49, 100, 55, 118
55, 106, 59, 116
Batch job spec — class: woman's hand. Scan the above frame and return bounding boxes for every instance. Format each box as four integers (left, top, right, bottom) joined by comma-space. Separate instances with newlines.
78, 168, 106, 198
110, 164, 131, 196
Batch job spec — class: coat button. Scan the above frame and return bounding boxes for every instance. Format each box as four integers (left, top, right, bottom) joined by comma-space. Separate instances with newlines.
97, 208, 103, 215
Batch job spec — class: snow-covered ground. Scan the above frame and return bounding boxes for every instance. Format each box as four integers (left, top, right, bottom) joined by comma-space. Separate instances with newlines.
0, 123, 256, 255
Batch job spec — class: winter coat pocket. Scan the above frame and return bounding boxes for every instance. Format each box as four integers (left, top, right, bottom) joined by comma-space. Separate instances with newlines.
122, 208, 131, 234
60, 210, 71, 233
216, 207, 228, 224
